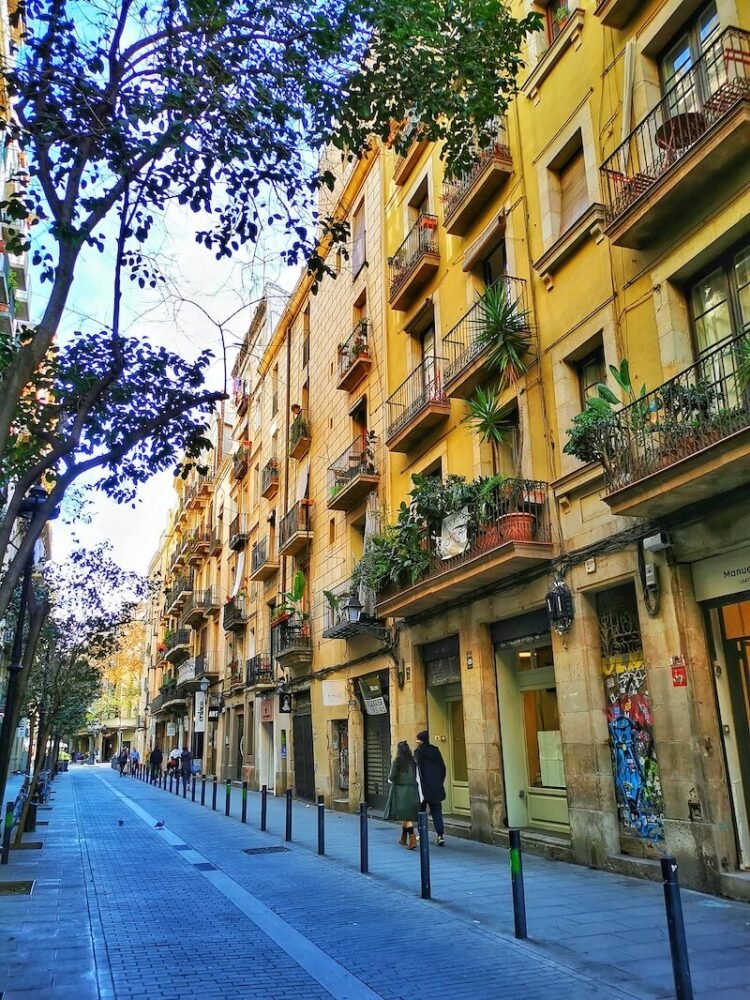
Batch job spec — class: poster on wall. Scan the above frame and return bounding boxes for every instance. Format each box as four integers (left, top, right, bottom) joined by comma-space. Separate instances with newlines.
359, 676, 387, 716
322, 679, 347, 706
194, 691, 206, 733
166, 722, 176, 737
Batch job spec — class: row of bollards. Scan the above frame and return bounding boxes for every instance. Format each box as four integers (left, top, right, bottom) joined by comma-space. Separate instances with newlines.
130, 762, 693, 999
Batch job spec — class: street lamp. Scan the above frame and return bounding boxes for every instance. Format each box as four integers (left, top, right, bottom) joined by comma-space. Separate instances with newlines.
341, 590, 363, 624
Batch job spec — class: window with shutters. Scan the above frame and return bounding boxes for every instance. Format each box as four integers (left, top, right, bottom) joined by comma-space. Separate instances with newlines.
558, 145, 588, 234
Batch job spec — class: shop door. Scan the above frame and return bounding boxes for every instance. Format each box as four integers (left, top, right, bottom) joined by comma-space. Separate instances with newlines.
364, 712, 391, 810
292, 708, 315, 801
447, 698, 469, 812
336, 720, 349, 796
716, 602, 750, 864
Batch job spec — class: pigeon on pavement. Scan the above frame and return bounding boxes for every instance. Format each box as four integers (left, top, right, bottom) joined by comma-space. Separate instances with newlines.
154, 819, 165, 829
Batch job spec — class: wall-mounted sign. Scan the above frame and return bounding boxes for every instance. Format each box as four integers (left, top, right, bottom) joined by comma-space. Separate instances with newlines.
322, 679, 347, 706
359, 676, 387, 716
207, 705, 220, 723
692, 543, 750, 602
166, 723, 176, 737
671, 656, 688, 688
278, 692, 293, 714
260, 698, 274, 723
194, 691, 206, 733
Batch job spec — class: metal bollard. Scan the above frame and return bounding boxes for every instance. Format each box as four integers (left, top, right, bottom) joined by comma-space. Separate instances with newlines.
191, 776, 196, 802
285, 789, 292, 842
182, 774, 187, 799
201, 777, 206, 807
2, 802, 13, 865
168, 772, 173, 794
225, 780, 231, 818
317, 795, 325, 856
175, 773, 180, 796
211, 778, 217, 812
661, 857, 693, 1000
359, 802, 369, 874
417, 811, 431, 900
509, 829, 527, 940
260, 784, 267, 831
241, 782, 247, 824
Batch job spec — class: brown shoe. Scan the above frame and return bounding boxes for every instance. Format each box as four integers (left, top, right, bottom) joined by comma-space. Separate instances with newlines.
407, 831, 418, 850
398, 830, 408, 846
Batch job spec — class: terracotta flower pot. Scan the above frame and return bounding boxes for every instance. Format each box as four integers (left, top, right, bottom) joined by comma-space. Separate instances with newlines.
500, 512, 536, 542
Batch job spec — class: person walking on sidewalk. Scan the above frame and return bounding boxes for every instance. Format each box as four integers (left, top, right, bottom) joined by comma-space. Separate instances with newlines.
179, 746, 192, 795
384, 740, 420, 850
415, 730, 447, 846
130, 747, 139, 776
149, 745, 163, 785
118, 747, 128, 777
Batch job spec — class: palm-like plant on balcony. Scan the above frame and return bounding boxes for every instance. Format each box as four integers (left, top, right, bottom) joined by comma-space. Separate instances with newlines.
464, 386, 516, 475
475, 282, 532, 386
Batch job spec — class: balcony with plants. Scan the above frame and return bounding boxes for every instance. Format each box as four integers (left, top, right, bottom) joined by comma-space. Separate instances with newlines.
442, 277, 533, 400
279, 499, 314, 557
163, 628, 190, 665
249, 534, 279, 581
223, 594, 249, 632
600, 26, 750, 249
385, 356, 451, 453
228, 513, 249, 551
273, 621, 312, 673
336, 320, 371, 392
327, 433, 379, 512
388, 214, 440, 311
321, 577, 387, 641
261, 457, 279, 499
232, 442, 251, 481
369, 472, 553, 619
246, 653, 274, 688
442, 118, 512, 235
289, 406, 311, 460
563, 345, 750, 518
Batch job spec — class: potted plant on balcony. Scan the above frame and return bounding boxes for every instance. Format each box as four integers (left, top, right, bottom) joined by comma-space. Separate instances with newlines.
271, 570, 306, 628
498, 478, 538, 542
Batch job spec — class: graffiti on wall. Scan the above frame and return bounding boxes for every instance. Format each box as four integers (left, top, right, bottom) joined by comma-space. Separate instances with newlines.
598, 591, 664, 843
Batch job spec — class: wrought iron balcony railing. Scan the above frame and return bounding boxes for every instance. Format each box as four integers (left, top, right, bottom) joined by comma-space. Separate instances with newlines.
386, 357, 448, 443
388, 214, 439, 302
228, 513, 249, 551
600, 27, 750, 223
274, 620, 312, 659
251, 534, 276, 575
327, 433, 379, 509
233, 446, 250, 481
337, 320, 371, 386
195, 651, 219, 678
279, 500, 312, 552
442, 117, 510, 223
261, 458, 279, 497
246, 653, 274, 687
289, 410, 311, 458
223, 595, 249, 631
600, 332, 750, 494
165, 628, 190, 654
441, 276, 530, 388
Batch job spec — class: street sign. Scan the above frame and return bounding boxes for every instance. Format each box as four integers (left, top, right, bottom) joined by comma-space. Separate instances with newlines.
207, 705, 220, 723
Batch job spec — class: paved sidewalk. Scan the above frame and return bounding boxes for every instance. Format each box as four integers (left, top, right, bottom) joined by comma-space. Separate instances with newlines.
139, 770, 750, 999
1, 766, 748, 998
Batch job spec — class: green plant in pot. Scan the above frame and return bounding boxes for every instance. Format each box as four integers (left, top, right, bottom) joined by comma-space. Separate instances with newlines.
475, 282, 532, 386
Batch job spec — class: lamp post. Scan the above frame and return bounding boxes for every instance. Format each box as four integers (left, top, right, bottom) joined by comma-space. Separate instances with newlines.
0, 485, 48, 803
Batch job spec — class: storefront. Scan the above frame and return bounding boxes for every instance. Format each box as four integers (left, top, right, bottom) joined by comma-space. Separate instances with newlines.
360, 671, 391, 811
693, 542, 750, 869
292, 688, 315, 800
491, 610, 569, 834
419, 637, 468, 816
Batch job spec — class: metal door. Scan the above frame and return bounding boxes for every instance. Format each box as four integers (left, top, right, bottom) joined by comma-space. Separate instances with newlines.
236, 714, 244, 779
364, 711, 391, 810
292, 708, 315, 801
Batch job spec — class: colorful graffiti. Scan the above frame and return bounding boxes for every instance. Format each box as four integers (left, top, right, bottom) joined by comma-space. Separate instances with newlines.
603, 657, 664, 842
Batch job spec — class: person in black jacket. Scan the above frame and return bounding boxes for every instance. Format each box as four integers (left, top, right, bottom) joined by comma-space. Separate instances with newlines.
414, 731, 447, 846
149, 745, 163, 785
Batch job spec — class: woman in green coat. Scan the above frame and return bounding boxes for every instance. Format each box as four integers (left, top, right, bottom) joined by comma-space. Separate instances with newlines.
383, 740, 420, 849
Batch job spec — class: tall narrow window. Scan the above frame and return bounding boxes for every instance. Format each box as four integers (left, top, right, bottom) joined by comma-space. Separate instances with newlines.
578, 346, 605, 411
352, 202, 366, 278
302, 308, 310, 368
271, 364, 279, 417
558, 145, 588, 234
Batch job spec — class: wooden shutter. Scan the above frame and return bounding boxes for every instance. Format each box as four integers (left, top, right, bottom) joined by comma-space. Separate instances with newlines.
559, 149, 588, 233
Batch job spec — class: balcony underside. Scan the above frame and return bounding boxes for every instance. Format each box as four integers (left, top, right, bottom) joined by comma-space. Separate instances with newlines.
604, 426, 750, 518
261, 480, 279, 500
158, 697, 187, 714
444, 344, 494, 400
337, 355, 372, 392
290, 436, 311, 461
394, 140, 428, 185
164, 645, 190, 665
605, 99, 750, 249
386, 401, 451, 453
327, 472, 380, 511
376, 540, 554, 618
595, 0, 639, 28
249, 559, 279, 581
275, 647, 313, 673
389, 253, 440, 311
183, 607, 206, 627
278, 531, 314, 557
444, 155, 512, 236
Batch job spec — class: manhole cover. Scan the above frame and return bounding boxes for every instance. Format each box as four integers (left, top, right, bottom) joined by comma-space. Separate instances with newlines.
243, 847, 290, 855
0, 881, 34, 896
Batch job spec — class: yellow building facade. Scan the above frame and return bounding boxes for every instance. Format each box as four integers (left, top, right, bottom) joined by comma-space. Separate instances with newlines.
141, 0, 750, 898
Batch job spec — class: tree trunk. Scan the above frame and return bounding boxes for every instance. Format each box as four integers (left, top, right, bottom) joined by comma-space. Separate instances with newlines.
15, 717, 52, 845
25, 713, 36, 776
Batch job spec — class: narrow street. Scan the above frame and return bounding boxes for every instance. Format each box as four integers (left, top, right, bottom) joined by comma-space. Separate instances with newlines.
1, 768, 748, 1000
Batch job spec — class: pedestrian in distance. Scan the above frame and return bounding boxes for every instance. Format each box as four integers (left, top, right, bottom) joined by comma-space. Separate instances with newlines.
383, 740, 420, 850
149, 745, 163, 785
118, 747, 128, 778
179, 746, 192, 795
130, 746, 139, 776
415, 730, 447, 846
